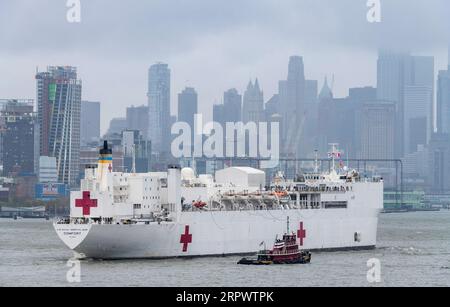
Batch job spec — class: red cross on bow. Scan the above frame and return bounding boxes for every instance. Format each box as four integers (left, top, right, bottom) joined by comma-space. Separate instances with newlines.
297, 222, 307, 246
75, 191, 98, 216
180, 225, 193, 252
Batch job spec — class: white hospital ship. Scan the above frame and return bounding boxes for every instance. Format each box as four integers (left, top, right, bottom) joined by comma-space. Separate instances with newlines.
54, 142, 383, 259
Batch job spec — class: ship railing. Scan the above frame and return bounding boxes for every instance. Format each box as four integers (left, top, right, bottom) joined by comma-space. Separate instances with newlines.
181, 201, 325, 212
293, 186, 351, 193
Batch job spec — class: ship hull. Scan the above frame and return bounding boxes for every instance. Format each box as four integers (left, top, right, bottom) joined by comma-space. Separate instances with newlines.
54, 207, 380, 259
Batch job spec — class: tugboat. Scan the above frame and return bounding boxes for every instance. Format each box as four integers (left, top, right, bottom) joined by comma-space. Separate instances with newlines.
238, 217, 312, 265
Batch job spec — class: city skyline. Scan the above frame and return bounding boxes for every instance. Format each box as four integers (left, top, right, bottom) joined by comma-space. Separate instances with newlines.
2, 0, 450, 290
1, 1, 449, 133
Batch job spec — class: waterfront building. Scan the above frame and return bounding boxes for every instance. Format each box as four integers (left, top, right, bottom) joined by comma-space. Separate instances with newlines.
36, 66, 81, 186
0, 99, 36, 177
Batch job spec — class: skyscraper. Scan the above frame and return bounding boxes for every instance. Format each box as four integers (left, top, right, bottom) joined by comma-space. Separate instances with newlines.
148, 63, 171, 154
278, 56, 306, 158
81, 101, 100, 146
404, 86, 433, 153
405, 56, 435, 148
318, 77, 333, 100
437, 50, 450, 134
428, 133, 450, 193
377, 51, 409, 104
0, 100, 36, 177
178, 87, 198, 131
349, 86, 377, 102
357, 102, 396, 160
213, 104, 225, 127
126, 105, 149, 140
377, 51, 434, 158
106, 118, 127, 137
264, 94, 279, 120
223, 88, 242, 123
377, 51, 409, 159
317, 80, 360, 158
122, 130, 152, 173
305, 80, 319, 105
36, 66, 81, 186
242, 79, 264, 124
178, 87, 198, 151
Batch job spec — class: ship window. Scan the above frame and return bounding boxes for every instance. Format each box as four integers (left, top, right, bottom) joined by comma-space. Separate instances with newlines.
322, 201, 348, 209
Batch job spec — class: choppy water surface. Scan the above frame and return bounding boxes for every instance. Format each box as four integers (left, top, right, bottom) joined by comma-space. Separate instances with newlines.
0, 211, 449, 287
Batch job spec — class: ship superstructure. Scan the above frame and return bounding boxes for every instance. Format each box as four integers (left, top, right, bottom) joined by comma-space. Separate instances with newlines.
54, 142, 383, 259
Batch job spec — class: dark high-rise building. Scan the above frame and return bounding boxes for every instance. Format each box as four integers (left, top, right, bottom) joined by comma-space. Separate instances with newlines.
377, 51, 434, 158
36, 66, 81, 186
428, 133, 450, 193
81, 101, 100, 146
242, 79, 264, 124
305, 80, 319, 104
318, 95, 359, 157
126, 105, 149, 140
213, 104, 225, 128
278, 56, 306, 157
349, 86, 377, 102
317, 78, 342, 155
178, 87, 198, 131
357, 102, 396, 160
404, 86, 433, 153
377, 51, 409, 159
348, 86, 377, 156
178, 87, 198, 152
437, 50, 450, 134
122, 130, 152, 173
1, 100, 36, 177
148, 63, 171, 154
223, 88, 242, 123
265, 94, 279, 120
105, 117, 127, 137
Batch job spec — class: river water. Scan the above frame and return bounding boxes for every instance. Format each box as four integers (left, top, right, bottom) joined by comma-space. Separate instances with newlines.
0, 211, 449, 287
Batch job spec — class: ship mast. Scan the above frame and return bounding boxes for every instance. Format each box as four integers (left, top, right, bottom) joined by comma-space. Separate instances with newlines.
314, 150, 319, 173
328, 143, 340, 173
287, 216, 290, 234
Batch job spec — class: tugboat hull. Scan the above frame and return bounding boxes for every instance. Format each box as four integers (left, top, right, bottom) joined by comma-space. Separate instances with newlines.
237, 259, 273, 265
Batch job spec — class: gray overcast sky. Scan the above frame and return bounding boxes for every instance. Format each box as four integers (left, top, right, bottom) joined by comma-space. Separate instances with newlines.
1, 0, 449, 133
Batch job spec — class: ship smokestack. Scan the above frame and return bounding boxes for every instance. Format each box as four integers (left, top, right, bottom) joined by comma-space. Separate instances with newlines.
98, 141, 113, 191
168, 164, 182, 219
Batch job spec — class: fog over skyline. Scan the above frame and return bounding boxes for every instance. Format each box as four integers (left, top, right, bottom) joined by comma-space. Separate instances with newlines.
1, 0, 449, 133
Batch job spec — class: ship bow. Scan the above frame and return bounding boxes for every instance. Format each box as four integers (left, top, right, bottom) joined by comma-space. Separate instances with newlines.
53, 223, 92, 250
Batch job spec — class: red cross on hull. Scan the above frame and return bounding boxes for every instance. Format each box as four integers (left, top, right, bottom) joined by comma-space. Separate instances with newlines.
75, 191, 98, 216
180, 225, 193, 252
297, 222, 307, 246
